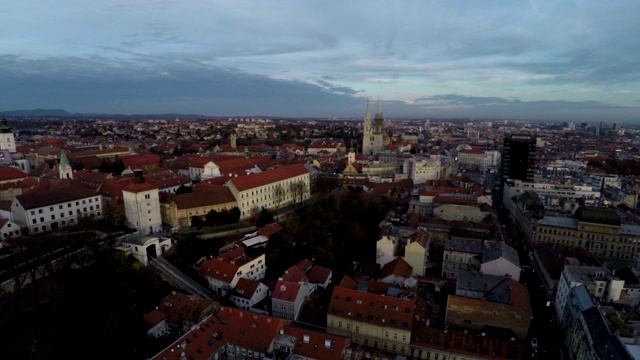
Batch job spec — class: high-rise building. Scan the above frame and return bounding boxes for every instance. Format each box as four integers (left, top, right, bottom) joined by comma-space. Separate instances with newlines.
501, 133, 536, 184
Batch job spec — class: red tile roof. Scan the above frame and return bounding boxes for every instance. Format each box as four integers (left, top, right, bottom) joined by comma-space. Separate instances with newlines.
121, 179, 158, 193
329, 283, 415, 330
282, 325, 350, 360
16, 179, 99, 209
121, 153, 162, 168
233, 278, 262, 300
295, 259, 314, 273
0, 166, 27, 182
256, 222, 283, 238
158, 292, 217, 327
228, 164, 308, 192
161, 188, 236, 210
150, 315, 225, 360
307, 266, 332, 285
199, 259, 239, 284
216, 307, 287, 352
143, 309, 168, 330
273, 280, 303, 302
281, 265, 309, 283
380, 257, 413, 279
199, 247, 256, 283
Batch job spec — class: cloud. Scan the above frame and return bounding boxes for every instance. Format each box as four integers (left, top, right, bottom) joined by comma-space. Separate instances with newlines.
614, 90, 640, 95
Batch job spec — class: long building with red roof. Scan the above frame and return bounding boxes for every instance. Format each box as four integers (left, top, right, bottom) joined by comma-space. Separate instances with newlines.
225, 164, 310, 220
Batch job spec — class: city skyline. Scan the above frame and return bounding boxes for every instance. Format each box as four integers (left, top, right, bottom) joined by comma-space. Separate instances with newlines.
2, 1, 640, 123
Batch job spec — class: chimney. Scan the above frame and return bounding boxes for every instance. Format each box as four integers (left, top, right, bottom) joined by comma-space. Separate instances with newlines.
134, 169, 144, 183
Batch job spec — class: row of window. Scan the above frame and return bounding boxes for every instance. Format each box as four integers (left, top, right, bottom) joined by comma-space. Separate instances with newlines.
32, 218, 86, 233
28, 198, 100, 216
31, 206, 99, 224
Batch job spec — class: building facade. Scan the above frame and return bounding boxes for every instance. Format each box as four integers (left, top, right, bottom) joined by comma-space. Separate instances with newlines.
122, 170, 162, 235
225, 164, 310, 220
501, 133, 536, 184
12, 180, 102, 234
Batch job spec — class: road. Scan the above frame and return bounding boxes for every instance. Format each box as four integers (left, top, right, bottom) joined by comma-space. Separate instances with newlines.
498, 204, 564, 360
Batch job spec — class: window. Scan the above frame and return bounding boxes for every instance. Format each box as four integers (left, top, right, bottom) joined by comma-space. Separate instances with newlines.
145, 194, 150, 200
31, 210, 35, 215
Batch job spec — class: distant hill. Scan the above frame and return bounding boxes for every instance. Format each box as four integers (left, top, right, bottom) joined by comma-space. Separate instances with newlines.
2, 109, 75, 117
1, 109, 209, 119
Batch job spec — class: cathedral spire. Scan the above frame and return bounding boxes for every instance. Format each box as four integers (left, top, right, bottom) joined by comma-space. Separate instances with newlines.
365, 98, 371, 121
377, 97, 381, 114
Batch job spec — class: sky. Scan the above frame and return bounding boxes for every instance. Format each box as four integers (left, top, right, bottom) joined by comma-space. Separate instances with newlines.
2, 0, 640, 123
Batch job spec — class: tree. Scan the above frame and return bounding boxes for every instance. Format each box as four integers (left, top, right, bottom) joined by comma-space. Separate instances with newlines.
102, 201, 126, 229
190, 216, 206, 228
255, 208, 275, 227
316, 176, 340, 194
228, 207, 241, 223
273, 183, 285, 211
99, 160, 111, 174
205, 209, 220, 227
289, 180, 308, 205
112, 155, 125, 175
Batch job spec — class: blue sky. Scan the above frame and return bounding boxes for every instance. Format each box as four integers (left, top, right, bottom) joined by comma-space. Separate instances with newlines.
2, 0, 640, 123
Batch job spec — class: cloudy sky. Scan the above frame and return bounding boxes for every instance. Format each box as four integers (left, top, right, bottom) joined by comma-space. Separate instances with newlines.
2, 0, 640, 122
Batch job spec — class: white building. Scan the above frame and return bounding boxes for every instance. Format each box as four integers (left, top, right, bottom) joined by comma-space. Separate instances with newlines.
271, 280, 310, 321
122, 170, 162, 235
120, 234, 173, 266
0, 218, 21, 241
457, 150, 500, 172
229, 278, 269, 312
225, 164, 310, 220
12, 179, 102, 234
199, 247, 266, 296
555, 266, 609, 318
0, 116, 17, 153
403, 157, 441, 184
376, 225, 399, 267
503, 179, 601, 208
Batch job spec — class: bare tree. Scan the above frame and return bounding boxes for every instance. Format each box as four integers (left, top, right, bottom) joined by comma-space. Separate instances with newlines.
289, 180, 308, 205
273, 183, 285, 211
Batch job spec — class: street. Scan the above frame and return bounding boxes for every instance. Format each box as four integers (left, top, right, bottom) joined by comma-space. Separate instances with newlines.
498, 205, 564, 359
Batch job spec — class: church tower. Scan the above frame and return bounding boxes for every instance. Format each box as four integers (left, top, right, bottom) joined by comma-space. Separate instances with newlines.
347, 140, 356, 165
59, 150, 73, 179
0, 115, 17, 153
230, 133, 237, 150
362, 98, 385, 155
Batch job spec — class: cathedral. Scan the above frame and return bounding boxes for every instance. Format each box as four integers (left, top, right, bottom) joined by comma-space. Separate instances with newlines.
361, 98, 388, 155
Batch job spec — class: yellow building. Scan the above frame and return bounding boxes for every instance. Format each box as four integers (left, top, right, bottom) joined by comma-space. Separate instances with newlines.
160, 188, 237, 228
327, 277, 418, 356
